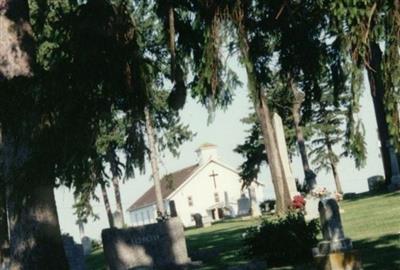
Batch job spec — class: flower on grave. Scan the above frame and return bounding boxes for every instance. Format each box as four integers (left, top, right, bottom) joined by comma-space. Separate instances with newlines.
310, 186, 331, 198
292, 195, 306, 210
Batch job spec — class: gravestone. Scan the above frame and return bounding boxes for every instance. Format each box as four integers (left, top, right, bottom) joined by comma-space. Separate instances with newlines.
272, 113, 299, 199
81, 236, 92, 256
192, 213, 203, 228
313, 198, 361, 270
304, 195, 320, 221
77, 221, 92, 256
113, 211, 124, 229
62, 235, 85, 270
101, 217, 191, 270
237, 194, 251, 216
367, 175, 385, 192
249, 187, 261, 217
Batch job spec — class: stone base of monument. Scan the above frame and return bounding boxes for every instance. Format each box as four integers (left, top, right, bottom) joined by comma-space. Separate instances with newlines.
314, 250, 362, 270
102, 217, 193, 270
315, 238, 353, 255
313, 198, 362, 270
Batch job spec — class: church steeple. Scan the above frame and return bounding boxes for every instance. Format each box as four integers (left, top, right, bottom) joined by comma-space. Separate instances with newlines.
195, 143, 218, 166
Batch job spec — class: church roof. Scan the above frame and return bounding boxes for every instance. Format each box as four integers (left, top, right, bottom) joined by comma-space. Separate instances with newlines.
127, 164, 199, 211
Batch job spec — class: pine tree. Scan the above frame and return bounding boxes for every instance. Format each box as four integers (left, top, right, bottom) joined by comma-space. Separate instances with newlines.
310, 109, 346, 194
310, 84, 367, 194
329, 0, 400, 183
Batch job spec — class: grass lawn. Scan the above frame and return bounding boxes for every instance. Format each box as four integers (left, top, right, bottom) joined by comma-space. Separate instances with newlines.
340, 192, 400, 270
86, 191, 400, 269
185, 218, 260, 269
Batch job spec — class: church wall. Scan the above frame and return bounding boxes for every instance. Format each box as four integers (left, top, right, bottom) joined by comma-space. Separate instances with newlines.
128, 204, 156, 227
169, 161, 244, 227
129, 200, 171, 227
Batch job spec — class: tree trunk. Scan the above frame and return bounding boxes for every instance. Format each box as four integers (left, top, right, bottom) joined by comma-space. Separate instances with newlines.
7, 185, 69, 270
0, 0, 35, 79
366, 42, 393, 183
290, 81, 316, 191
236, 21, 290, 213
144, 106, 165, 217
256, 95, 291, 213
2, 129, 69, 270
112, 175, 125, 226
101, 183, 114, 228
168, 4, 176, 79
0, 186, 9, 266
326, 138, 343, 194
1, 4, 69, 267
0, 127, 9, 266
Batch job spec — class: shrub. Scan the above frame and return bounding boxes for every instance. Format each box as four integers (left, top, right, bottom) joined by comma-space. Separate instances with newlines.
91, 239, 102, 250
242, 212, 320, 266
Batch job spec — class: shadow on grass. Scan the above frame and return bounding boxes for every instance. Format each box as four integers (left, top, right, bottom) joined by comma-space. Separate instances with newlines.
354, 234, 400, 270
187, 225, 251, 268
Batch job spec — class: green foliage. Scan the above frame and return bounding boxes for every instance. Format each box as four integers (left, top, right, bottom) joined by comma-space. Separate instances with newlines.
234, 114, 266, 186
242, 212, 320, 266
310, 83, 367, 173
329, 0, 400, 150
0, 0, 194, 219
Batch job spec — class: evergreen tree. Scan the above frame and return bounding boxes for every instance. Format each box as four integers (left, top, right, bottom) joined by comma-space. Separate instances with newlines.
0, 0, 149, 267
310, 108, 346, 194
329, 0, 400, 183
310, 80, 367, 194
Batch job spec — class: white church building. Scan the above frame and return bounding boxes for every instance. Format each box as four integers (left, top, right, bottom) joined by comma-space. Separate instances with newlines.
127, 143, 265, 227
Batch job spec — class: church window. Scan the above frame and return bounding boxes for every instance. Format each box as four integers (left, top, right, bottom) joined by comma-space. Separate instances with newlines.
188, 196, 193, 207
147, 210, 151, 223
214, 192, 219, 203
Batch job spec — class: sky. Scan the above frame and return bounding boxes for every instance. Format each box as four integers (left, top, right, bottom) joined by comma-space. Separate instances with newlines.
54, 63, 384, 242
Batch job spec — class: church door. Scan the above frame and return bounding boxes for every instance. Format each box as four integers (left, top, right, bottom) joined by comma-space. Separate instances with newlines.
218, 208, 224, 219
169, 200, 178, 217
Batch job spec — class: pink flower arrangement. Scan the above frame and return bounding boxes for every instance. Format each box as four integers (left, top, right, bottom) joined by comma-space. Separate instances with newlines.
311, 186, 330, 198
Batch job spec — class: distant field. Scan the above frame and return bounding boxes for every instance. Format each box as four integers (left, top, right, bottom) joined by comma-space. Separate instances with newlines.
86, 191, 400, 270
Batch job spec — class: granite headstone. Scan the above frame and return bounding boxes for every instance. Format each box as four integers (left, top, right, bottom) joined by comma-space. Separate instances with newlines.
313, 198, 362, 269
367, 175, 385, 192
272, 113, 299, 199
62, 235, 85, 270
237, 194, 251, 216
101, 217, 191, 270
113, 211, 124, 229
249, 187, 261, 217
314, 198, 352, 255
304, 195, 320, 221
81, 236, 92, 256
